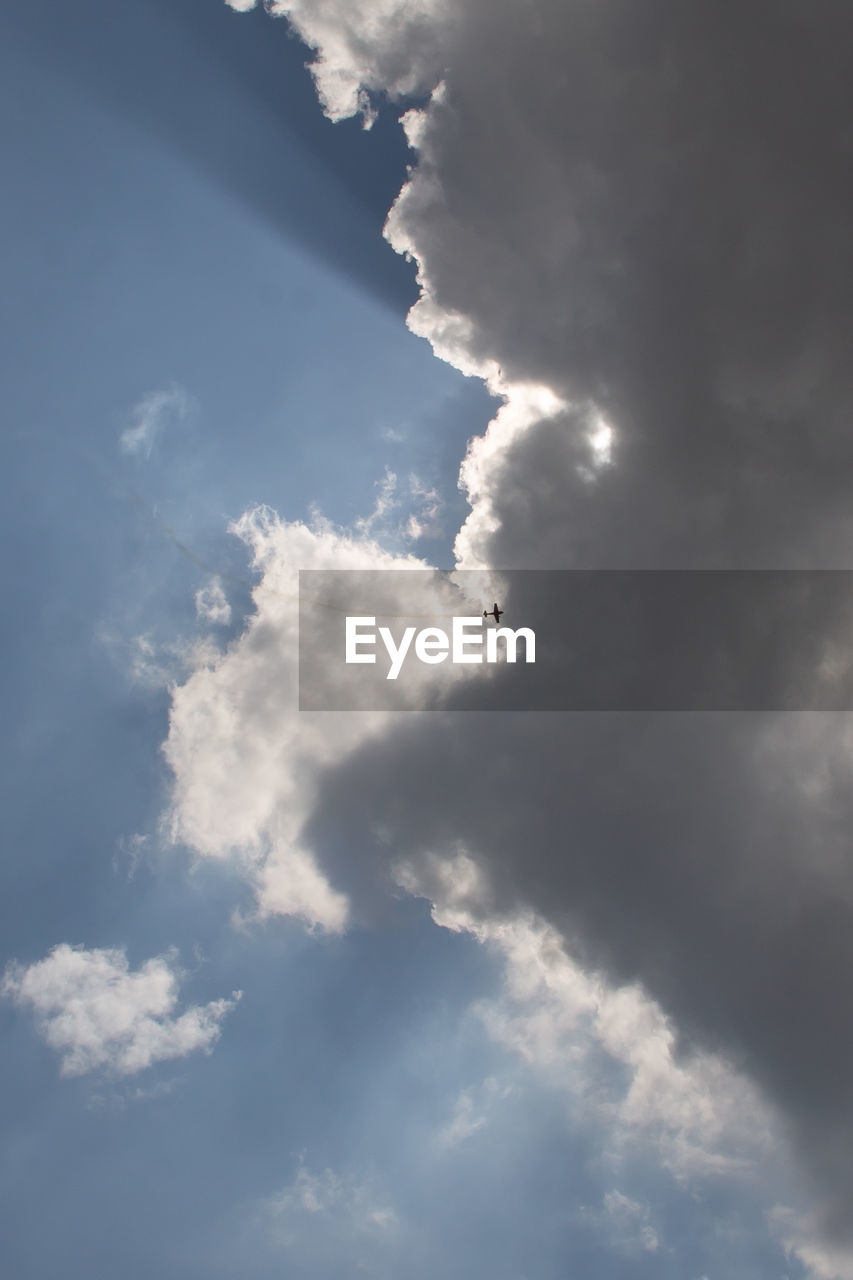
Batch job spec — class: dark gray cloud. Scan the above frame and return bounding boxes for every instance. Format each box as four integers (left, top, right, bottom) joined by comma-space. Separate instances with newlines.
140, 0, 853, 1258
305, 710, 853, 1241
388, 1, 853, 567
285, 0, 853, 1249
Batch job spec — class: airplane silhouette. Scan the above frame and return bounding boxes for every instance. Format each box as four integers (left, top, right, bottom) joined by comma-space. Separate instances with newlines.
483, 603, 503, 623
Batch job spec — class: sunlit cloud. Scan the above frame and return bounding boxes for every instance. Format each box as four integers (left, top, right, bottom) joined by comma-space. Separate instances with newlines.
3, 943, 240, 1077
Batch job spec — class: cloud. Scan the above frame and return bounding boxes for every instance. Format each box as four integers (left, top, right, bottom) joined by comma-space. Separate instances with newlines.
266, 1163, 397, 1231
354, 466, 400, 538
261, 1161, 400, 1271
771, 1207, 853, 1280
308, 708, 853, 1263
396, 849, 774, 1184
270, 0, 853, 571
260, 0, 450, 124
597, 1190, 660, 1255
127, 632, 173, 687
216, 0, 853, 1263
162, 504, 471, 929
405, 474, 442, 541
435, 1077, 509, 1151
436, 1090, 486, 1149
195, 578, 232, 626
2, 943, 240, 1077
351, 468, 444, 545
119, 385, 192, 459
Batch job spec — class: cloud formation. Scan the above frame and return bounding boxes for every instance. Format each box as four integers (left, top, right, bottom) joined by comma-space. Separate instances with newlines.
2, 943, 240, 1077
203, 2, 853, 1270
163, 504, 469, 928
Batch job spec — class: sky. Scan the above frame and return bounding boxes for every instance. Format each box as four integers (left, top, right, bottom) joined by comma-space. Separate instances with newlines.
3, 1, 853, 1277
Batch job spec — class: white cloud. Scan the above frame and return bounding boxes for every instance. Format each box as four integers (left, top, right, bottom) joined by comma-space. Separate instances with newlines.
259, 0, 450, 124
163, 505, 477, 929
195, 578, 232, 626
225, 0, 258, 10
2, 943, 240, 1077
119, 385, 192, 459
354, 466, 399, 537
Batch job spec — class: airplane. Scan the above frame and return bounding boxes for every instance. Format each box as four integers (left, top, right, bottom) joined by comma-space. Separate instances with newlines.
483, 603, 503, 623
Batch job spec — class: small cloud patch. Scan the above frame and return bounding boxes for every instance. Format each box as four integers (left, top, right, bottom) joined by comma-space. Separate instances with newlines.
2, 943, 240, 1077
119, 385, 192, 459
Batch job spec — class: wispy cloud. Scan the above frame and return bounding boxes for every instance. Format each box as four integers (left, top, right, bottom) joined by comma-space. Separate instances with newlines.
354, 466, 400, 537
354, 467, 443, 544
119, 385, 192, 459
163, 504, 454, 931
195, 577, 232, 626
598, 1190, 660, 1255
261, 1161, 400, 1261
435, 1077, 510, 1150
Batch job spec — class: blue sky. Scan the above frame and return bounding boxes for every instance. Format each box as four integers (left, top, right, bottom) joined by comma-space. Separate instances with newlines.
0, 4, 494, 1273
3, 3, 852, 1278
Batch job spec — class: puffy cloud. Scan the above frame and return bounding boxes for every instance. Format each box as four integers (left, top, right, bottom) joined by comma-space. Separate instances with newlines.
163, 505, 482, 928
381, 3, 853, 570
261, 0, 450, 124
2, 943, 240, 1077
